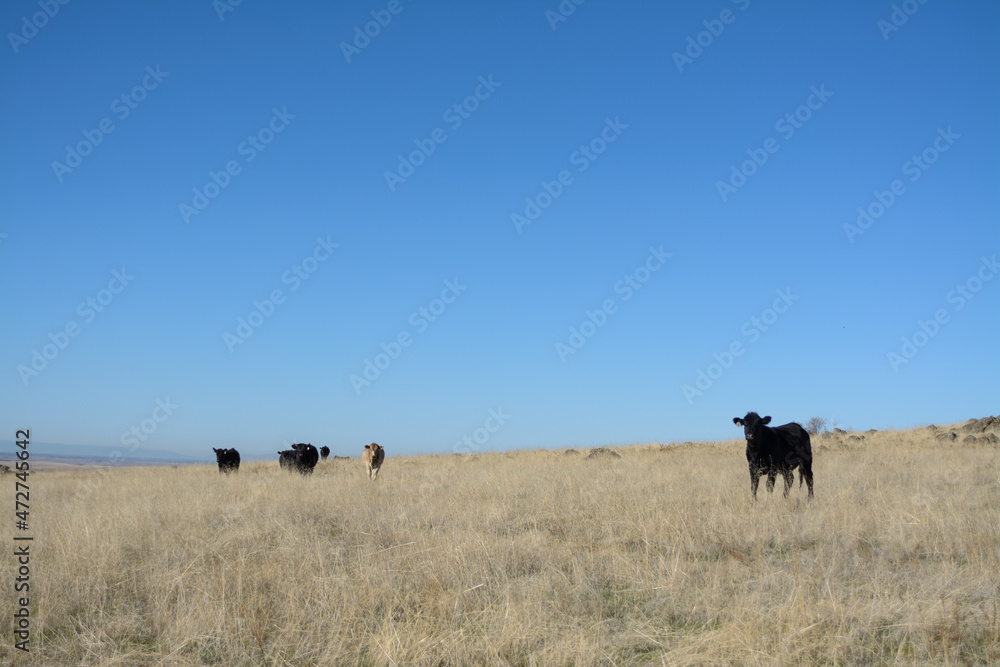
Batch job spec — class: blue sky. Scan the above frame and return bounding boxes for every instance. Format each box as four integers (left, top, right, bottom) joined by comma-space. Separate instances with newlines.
2, 0, 997, 461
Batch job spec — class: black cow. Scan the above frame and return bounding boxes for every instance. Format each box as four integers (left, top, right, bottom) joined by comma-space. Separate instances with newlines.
213, 447, 240, 474
733, 412, 813, 500
278, 449, 294, 469
320, 446, 330, 461
289, 443, 319, 475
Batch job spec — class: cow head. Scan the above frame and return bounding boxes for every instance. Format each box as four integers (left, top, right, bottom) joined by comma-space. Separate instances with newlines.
213, 448, 227, 461
733, 412, 771, 442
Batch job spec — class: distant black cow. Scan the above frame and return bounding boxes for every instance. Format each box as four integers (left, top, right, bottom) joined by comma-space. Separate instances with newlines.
288, 443, 319, 475
213, 447, 240, 474
733, 412, 813, 500
320, 446, 330, 461
278, 449, 294, 469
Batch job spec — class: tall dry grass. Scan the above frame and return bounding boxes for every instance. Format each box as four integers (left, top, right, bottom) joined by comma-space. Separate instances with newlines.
1, 426, 998, 665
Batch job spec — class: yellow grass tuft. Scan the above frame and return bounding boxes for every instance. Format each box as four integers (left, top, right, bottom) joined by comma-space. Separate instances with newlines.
2, 425, 998, 665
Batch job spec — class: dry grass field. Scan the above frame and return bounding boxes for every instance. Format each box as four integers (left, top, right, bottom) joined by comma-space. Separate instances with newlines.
2, 422, 998, 666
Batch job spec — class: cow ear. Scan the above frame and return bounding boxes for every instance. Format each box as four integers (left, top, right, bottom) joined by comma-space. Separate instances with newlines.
733, 418, 743, 426
364, 444, 370, 449
761, 416, 771, 424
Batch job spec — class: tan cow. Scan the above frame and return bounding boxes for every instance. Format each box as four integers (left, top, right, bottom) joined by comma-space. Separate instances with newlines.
362, 443, 385, 480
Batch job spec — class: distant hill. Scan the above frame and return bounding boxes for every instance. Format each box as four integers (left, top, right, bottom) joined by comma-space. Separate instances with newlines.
0, 440, 209, 465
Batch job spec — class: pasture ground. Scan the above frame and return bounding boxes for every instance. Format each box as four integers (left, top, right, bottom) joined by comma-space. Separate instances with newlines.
1, 424, 998, 665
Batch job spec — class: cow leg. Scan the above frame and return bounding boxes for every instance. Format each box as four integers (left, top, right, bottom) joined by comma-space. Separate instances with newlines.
750, 471, 760, 500
782, 470, 794, 498
766, 470, 777, 494
801, 461, 814, 499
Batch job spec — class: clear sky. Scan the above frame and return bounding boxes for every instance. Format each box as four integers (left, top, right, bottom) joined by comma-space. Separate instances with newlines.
1, 0, 997, 461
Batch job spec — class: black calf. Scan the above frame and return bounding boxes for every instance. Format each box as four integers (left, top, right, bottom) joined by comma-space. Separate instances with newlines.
213, 447, 241, 474
733, 412, 813, 500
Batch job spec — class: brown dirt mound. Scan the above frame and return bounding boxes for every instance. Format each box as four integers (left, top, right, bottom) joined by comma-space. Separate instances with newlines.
586, 447, 621, 459
960, 416, 999, 434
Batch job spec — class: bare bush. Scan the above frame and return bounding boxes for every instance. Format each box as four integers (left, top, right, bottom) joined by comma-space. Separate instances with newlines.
805, 416, 828, 435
